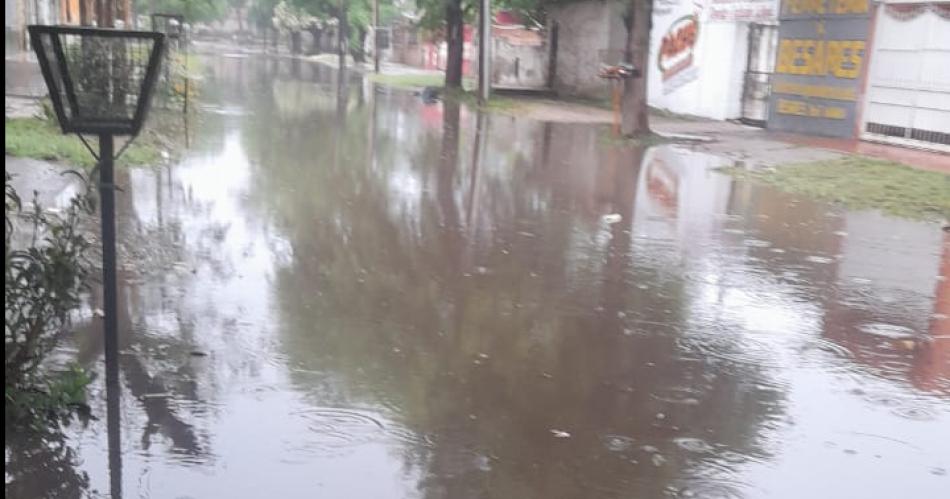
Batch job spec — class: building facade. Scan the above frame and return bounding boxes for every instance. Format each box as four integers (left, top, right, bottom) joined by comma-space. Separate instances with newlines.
762, 0, 950, 149
857, 1, 950, 149
549, 0, 780, 121
549, 0, 949, 150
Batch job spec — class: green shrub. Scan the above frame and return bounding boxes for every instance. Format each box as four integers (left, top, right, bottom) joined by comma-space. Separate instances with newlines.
5, 171, 95, 423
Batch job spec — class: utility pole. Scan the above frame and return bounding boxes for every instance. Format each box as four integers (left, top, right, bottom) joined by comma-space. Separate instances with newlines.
338, 0, 347, 69
478, 0, 491, 103
373, 0, 380, 73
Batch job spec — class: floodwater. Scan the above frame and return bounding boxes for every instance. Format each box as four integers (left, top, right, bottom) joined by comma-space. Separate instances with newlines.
5, 55, 949, 499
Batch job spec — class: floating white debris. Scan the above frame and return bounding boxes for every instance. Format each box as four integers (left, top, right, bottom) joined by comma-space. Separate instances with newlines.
140, 393, 173, 400
602, 213, 623, 224
550, 429, 571, 438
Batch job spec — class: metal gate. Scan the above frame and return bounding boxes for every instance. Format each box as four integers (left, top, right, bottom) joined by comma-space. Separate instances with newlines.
740, 23, 778, 127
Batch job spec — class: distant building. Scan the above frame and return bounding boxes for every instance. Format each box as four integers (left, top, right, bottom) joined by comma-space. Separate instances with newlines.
490, 11, 549, 89
390, 17, 475, 76
547, 0, 949, 151
389, 10, 546, 83
548, 0, 780, 123
5, 0, 83, 56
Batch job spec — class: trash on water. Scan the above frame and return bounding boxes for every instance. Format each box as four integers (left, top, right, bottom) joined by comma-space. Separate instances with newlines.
140, 393, 173, 400
550, 429, 571, 438
602, 213, 623, 224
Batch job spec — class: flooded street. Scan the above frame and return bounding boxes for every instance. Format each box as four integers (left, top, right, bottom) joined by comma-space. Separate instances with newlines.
6, 55, 949, 498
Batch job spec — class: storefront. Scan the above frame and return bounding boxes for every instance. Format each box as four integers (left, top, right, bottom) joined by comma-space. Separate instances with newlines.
767, 0, 872, 138
861, 1, 950, 151
648, 0, 779, 121
767, 0, 949, 150
548, 0, 779, 121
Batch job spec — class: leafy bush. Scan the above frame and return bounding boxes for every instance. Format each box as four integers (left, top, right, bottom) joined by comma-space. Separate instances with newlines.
5, 171, 96, 422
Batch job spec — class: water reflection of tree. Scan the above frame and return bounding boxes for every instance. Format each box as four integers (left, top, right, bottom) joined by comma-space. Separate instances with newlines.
4, 56, 807, 495
3, 69, 255, 497
5, 425, 90, 499
235, 60, 782, 497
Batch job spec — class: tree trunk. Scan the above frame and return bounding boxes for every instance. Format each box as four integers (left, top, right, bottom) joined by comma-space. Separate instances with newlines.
444, 0, 464, 88
309, 26, 323, 54
351, 27, 366, 63
79, 0, 90, 25
94, 0, 103, 26
118, 0, 130, 25
338, 0, 348, 68
621, 0, 652, 136
290, 31, 302, 54
102, 0, 115, 27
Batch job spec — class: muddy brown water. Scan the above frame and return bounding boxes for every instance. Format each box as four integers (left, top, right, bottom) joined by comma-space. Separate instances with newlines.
5, 56, 949, 499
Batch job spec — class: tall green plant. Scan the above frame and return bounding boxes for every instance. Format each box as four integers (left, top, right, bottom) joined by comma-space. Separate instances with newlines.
5, 171, 96, 421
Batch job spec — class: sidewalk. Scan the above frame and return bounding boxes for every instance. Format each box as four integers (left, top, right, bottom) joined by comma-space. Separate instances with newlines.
5, 58, 46, 98
776, 133, 950, 174
508, 100, 947, 172
671, 119, 949, 173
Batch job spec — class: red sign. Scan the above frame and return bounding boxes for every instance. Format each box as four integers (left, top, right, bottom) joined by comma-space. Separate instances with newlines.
658, 15, 699, 81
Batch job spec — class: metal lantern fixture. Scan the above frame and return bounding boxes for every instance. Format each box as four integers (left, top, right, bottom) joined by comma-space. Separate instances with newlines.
28, 25, 165, 498
29, 25, 165, 136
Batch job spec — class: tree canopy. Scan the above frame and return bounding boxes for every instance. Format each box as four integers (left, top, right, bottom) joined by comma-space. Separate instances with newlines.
135, 0, 231, 23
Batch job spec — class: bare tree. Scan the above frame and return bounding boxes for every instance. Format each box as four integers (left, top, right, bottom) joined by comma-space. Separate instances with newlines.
621, 0, 653, 136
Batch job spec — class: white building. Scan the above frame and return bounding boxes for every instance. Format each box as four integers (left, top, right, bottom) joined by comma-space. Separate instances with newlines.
859, 1, 950, 150
549, 0, 779, 122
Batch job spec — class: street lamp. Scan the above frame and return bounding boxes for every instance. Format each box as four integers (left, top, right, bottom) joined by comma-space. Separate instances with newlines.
27, 24, 165, 498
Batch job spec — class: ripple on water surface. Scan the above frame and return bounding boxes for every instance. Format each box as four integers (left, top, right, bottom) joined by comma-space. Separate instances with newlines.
601, 434, 637, 453
672, 479, 751, 499
282, 407, 401, 458
857, 323, 919, 340
673, 437, 716, 454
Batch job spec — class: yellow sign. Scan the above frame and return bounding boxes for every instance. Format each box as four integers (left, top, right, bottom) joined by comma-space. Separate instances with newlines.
772, 81, 857, 101
776, 98, 847, 119
775, 39, 865, 78
783, 0, 868, 15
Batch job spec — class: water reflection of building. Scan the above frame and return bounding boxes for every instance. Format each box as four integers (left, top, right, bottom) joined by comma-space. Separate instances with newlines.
630, 146, 948, 394
918, 232, 950, 391
633, 145, 735, 263
823, 212, 948, 393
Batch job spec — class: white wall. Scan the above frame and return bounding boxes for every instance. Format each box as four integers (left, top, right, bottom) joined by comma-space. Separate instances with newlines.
492, 37, 548, 88
648, 6, 754, 120
862, 5, 950, 143
551, 0, 778, 121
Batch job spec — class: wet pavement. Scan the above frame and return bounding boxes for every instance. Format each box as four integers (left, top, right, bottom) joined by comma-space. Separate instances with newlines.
5, 55, 950, 499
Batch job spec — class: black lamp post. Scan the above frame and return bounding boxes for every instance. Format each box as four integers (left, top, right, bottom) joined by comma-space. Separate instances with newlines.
28, 24, 164, 498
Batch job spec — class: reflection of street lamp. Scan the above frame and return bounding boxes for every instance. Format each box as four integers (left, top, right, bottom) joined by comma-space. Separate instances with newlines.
28, 24, 164, 498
